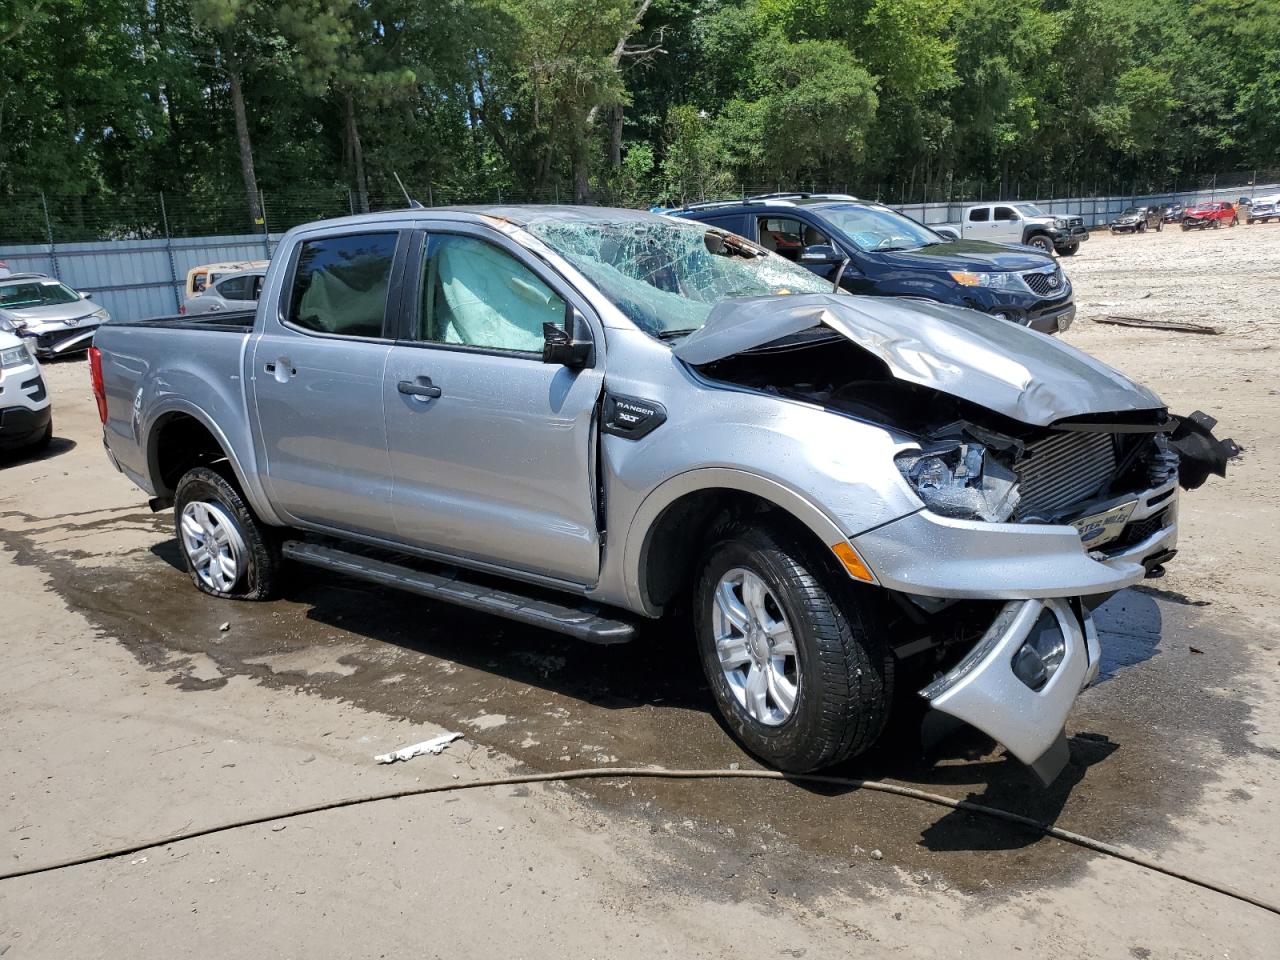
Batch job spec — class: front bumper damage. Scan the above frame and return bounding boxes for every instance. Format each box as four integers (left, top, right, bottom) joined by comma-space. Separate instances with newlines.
921, 598, 1101, 784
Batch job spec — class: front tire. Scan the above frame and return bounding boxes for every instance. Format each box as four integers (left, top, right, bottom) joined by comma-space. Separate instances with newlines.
694, 520, 893, 773
1060, 242, 1080, 256
1138, 221, 1146, 233
1027, 234, 1054, 254
174, 466, 279, 600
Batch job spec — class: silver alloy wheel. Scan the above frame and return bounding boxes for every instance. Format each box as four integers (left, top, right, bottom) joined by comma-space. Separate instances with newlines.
712, 567, 800, 726
179, 500, 247, 592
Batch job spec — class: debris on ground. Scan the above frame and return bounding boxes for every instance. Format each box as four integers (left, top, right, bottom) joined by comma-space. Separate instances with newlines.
1093, 315, 1222, 335
375, 731, 464, 764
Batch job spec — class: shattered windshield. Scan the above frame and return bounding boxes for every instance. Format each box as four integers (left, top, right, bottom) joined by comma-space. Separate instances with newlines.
524, 217, 834, 338
815, 203, 939, 253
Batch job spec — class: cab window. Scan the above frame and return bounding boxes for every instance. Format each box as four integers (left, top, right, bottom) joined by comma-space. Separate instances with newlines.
287, 232, 397, 338
417, 234, 565, 353
993, 206, 1019, 221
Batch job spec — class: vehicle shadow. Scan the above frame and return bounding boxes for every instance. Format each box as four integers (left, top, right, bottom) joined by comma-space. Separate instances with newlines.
0, 436, 76, 469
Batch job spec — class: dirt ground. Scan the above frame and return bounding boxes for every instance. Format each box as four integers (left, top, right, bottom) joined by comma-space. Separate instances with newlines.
2, 223, 1278, 958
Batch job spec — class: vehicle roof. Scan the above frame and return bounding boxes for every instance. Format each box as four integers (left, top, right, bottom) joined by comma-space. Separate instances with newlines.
292, 205, 678, 234
669, 194, 880, 217
0, 272, 53, 284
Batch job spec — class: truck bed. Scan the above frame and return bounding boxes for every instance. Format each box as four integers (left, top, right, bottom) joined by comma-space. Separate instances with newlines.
106, 309, 257, 333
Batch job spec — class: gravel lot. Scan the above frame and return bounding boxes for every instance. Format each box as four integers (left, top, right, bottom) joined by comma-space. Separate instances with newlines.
2, 224, 1278, 958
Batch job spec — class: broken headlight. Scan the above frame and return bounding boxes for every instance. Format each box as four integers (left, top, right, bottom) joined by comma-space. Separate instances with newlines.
895, 442, 1020, 523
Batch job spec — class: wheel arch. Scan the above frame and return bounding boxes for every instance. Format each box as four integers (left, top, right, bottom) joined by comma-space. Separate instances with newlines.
623, 468, 853, 617
144, 404, 281, 524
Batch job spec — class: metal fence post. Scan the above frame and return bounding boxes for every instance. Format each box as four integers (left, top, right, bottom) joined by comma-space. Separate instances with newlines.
40, 192, 61, 280
160, 192, 181, 313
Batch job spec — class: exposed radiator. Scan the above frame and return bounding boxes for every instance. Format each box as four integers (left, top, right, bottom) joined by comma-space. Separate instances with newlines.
1014, 432, 1118, 520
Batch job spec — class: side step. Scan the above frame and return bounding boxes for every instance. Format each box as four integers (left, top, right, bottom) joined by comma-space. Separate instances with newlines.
281, 541, 637, 645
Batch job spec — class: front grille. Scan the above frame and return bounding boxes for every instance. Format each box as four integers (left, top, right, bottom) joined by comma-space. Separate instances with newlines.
1022, 267, 1064, 296
1014, 432, 1117, 520
1109, 508, 1171, 550
1067, 216, 1084, 229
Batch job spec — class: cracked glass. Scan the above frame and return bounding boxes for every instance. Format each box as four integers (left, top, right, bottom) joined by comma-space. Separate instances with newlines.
525, 216, 835, 339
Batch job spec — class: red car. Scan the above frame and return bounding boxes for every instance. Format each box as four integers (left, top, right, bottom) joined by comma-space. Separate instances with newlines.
1181, 201, 1238, 230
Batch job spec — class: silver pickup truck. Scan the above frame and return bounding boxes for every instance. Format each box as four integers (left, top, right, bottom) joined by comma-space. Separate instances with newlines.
91, 206, 1236, 783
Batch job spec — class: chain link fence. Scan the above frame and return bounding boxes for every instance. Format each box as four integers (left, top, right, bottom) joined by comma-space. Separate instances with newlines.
2, 169, 1276, 324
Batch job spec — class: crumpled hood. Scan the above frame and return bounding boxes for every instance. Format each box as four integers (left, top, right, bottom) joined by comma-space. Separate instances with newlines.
673, 293, 1164, 427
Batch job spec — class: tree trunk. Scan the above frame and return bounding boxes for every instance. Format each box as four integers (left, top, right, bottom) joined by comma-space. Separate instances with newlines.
228, 64, 263, 230
609, 104, 623, 169
345, 90, 369, 213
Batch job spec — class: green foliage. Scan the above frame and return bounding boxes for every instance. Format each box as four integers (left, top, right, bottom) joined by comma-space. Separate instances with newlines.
2, 0, 1278, 230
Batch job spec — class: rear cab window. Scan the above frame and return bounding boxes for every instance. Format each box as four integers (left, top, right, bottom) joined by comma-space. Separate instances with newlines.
287, 232, 398, 338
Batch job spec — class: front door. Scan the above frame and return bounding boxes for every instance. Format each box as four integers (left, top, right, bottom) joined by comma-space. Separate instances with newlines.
991, 205, 1024, 244
383, 227, 605, 585
251, 228, 405, 538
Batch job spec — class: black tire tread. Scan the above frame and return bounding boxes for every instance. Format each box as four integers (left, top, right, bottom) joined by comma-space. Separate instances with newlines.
695, 517, 893, 772
173, 465, 280, 601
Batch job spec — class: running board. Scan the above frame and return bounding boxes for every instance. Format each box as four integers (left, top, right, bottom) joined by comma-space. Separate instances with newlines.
281, 541, 636, 645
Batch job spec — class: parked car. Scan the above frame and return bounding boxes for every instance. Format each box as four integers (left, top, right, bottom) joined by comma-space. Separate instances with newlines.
1245, 194, 1279, 224
673, 194, 1076, 334
0, 273, 107, 358
938, 202, 1090, 256
1181, 202, 1238, 230
184, 267, 267, 316
183, 260, 268, 305
1161, 203, 1185, 224
1110, 206, 1163, 233
0, 314, 52, 452
91, 206, 1237, 784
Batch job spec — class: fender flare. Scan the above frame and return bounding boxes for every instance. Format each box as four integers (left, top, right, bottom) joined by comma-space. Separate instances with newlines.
622, 467, 856, 616
143, 399, 284, 526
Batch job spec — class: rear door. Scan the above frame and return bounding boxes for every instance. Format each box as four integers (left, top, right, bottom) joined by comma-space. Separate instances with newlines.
382, 225, 605, 585
965, 205, 996, 240
250, 226, 408, 538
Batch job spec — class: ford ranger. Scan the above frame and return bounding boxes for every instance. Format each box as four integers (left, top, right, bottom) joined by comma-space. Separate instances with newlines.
91, 206, 1236, 783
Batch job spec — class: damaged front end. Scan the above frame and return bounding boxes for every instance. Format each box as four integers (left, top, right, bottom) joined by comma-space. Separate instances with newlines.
677, 293, 1239, 783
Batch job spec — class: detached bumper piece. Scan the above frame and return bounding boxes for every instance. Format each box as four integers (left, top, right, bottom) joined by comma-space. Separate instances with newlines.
1169, 410, 1240, 490
920, 597, 1101, 785
282, 540, 637, 644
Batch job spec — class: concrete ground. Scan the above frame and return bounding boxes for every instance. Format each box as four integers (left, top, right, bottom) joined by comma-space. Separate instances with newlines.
2, 226, 1278, 958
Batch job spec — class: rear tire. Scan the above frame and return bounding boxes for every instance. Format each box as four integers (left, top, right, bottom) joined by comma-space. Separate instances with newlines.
174, 466, 279, 600
693, 519, 893, 773
1060, 242, 1079, 256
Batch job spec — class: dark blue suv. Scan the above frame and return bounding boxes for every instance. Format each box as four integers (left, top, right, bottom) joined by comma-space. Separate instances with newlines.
670, 194, 1075, 334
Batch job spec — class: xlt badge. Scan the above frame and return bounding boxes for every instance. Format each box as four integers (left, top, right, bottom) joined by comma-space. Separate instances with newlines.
602, 393, 667, 440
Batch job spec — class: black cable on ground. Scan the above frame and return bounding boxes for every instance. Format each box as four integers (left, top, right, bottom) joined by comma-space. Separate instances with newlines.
3, 766, 1276, 918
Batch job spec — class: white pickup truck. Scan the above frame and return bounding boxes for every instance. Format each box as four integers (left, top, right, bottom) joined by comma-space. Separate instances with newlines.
937, 203, 1089, 256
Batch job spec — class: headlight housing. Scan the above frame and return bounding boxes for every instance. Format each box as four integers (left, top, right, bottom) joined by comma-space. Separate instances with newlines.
1, 344, 31, 368
90, 307, 110, 322
895, 442, 1021, 522
1053, 218, 1068, 229
949, 270, 1020, 289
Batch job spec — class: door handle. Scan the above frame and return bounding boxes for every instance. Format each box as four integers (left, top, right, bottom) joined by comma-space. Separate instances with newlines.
398, 377, 442, 401
264, 360, 296, 381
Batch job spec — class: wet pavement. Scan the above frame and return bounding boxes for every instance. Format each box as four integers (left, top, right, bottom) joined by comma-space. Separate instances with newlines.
1, 493, 1269, 906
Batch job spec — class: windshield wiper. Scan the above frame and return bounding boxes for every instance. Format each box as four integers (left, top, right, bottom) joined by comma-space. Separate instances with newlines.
655, 328, 697, 340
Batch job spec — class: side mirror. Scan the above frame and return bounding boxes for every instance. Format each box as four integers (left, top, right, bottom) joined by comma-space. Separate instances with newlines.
933, 227, 960, 241
542, 309, 592, 368
82, 292, 94, 300
799, 243, 842, 263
